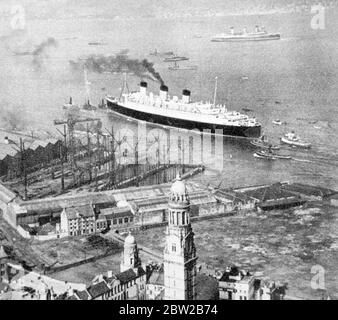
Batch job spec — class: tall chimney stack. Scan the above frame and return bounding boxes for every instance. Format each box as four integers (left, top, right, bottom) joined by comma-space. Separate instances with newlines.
182, 89, 191, 104
139, 81, 148, 96
159, 85, 168, 101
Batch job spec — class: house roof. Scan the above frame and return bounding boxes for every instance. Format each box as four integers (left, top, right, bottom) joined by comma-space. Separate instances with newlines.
0, 129, 61, 160
75, 290, 90, 300
282, 183, 338, 198
115, 267, 146, 284
87, 281, 110, 299
0, 245, 9, 259
0, 183, 17, 204
147, 266, 164, 286
101, 207, 133, 219
63, 205, 95, 220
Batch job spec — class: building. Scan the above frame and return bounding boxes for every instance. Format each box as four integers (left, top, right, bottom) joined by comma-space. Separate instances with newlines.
0, 129, 62, 178
146, 264, 165, 300
163, 173, 197, 300
217, 266, 287, 300
0, 245, 9, 284
70, 233, 146, 300
218, 266, 255, 300
100, 206, 135, 231
60, 205, 96, 236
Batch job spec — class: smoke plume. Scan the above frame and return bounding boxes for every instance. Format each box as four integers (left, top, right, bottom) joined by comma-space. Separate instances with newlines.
13, 37, 58, 69
1, 110, 27, 131
69, 50, 164, 84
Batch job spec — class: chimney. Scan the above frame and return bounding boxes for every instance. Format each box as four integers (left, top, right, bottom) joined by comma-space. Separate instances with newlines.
69, 97, 73, 105
182, 89, 191, 104
230, 27, 234, 35
139, 81, 147, 96
107, 270, 113, 278
255, 25, 259, 33
159, 84, 168, 101
4, 137, 9, 144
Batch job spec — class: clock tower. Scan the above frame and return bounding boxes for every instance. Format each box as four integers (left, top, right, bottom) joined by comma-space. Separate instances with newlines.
164, 173, 197, 300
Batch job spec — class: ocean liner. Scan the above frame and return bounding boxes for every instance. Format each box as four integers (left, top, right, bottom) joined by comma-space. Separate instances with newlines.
211, 26, 280, 42
106, 81, 261, 138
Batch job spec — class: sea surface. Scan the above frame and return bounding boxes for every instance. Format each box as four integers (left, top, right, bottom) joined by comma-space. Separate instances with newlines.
1, 5, 338, 299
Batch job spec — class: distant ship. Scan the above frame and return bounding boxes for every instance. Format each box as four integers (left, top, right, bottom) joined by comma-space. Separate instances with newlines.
168, 61, 198, 71
211, 26, 280, 42
149, 49, 174, 57
163, 55, 189, 62
106, 81, 261, 138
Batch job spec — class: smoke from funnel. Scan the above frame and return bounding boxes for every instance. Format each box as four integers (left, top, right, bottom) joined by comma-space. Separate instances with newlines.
69, 50, 164, 84
13, 37, 58, 69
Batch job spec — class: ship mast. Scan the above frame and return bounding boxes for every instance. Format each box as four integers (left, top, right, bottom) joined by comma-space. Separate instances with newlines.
119, 71, 130, 102
84, 65, 91, 104
213, 76, 218, 106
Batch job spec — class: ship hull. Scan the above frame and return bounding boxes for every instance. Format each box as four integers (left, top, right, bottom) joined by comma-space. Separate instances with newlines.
107, 99, 261, 138
211, 34, 280, 42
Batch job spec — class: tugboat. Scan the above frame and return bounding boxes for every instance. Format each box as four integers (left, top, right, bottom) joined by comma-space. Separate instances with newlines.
82, 100, 97, 111
250, 135, 280, 150
211, 26, 280, 42
254, 148, 292, 160
98, 99, 107, 109
280, 132, 311, 148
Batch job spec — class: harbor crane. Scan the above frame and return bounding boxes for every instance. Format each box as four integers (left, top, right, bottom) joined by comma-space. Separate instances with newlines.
54, 116, 100, 183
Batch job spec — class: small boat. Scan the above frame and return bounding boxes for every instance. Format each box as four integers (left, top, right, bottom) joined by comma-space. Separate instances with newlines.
250, 136, 280, 150
272, 119, 283, 125
280, 132, 311, 148
254, 151, 276, 160
98, 99, 107, 109
242, 107, 253, 112
254, 150, 291, 160
83, 100, 97, 111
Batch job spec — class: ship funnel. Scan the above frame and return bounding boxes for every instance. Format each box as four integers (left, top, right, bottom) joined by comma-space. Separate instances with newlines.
159, 84, 168, 101
230, 27, 234, 35
139, 81, 148, 95
182, 89, 191, 104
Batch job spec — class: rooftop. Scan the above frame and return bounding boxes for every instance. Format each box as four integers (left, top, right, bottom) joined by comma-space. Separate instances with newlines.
63, 205, 95, 220
147, 265, 164, 286
87, 281, 110, 299
115, 267, 146, 284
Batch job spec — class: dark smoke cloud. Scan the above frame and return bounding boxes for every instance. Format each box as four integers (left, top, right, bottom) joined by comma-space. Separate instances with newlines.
13, 37, 58, 69
69, 50, 164, 84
